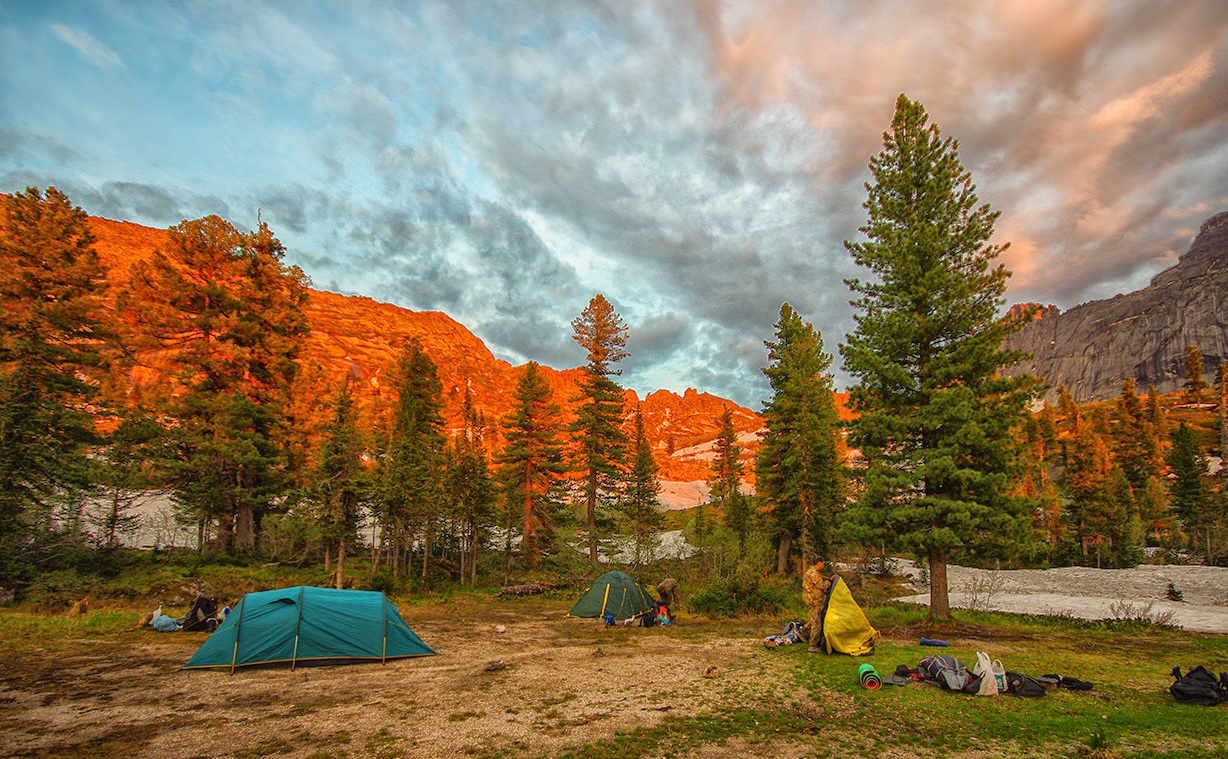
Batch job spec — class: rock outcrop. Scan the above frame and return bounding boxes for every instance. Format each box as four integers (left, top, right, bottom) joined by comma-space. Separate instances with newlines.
83, 216, 763, 487
1005, 212, 1228, 403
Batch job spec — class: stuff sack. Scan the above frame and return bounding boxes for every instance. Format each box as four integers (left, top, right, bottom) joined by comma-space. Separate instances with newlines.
919, 655, 981, 694
1170, 666, 1228, 706
1005, 671, 1046, 698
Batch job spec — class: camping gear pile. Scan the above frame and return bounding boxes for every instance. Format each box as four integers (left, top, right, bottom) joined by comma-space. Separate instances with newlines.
762, 573, 879, 656
886, 653, 1094, 698
763, 620, 805, 648
139, 596, 230, 632
184, 586, 434, 672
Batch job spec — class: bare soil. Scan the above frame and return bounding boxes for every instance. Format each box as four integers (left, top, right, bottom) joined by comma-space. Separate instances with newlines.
0, 598, 791, 759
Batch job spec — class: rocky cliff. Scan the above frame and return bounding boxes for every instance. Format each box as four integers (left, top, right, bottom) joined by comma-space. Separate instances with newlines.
84, 216, 765, 496
1005, 211, 1228, 403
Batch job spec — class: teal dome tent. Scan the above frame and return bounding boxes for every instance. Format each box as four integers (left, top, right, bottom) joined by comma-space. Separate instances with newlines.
184, 586, 435, 673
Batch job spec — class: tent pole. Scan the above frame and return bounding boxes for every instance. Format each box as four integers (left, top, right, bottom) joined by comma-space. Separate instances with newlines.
229, 596, 246, 676
291, 586, 305, 671
600, 584, 611, 618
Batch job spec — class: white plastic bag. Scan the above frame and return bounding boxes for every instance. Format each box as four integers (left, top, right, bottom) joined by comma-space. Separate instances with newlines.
973, 651, 999, 696
992, 659, 1007, 693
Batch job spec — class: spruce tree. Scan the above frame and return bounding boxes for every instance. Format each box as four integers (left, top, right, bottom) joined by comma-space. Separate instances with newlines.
620, 404, 664, 568
316, 381, 366, 588
840, 95, 1039, 620
1167, 422, 1206, 554
496, 362, 566, 574
569, 294, 630, 570
0, 188, 109, 549
377, 339, 446, 579
446, 388, 495, 585
709, 408, 750, 554
756, 303, 843, 572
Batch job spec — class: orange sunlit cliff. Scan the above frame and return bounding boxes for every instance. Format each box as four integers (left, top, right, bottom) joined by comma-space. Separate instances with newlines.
84, 217, 856, 501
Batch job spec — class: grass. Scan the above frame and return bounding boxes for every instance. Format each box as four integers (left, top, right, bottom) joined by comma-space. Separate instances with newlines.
6, 561, 1227, 759
535, 603, 1228, 759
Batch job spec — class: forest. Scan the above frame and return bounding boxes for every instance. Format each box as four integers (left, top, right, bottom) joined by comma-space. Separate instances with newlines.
3, 98, 1227, 619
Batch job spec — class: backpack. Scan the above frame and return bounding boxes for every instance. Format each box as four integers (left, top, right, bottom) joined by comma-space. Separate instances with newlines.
181, 595, 219, 632
918, 655, 981, 694
1170, 666, 1228, 706
1004, 671, 1047, 698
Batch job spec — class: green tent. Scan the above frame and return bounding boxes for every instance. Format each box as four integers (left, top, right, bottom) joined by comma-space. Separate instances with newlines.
568, 570, 656, 620
184, 586, 435, 672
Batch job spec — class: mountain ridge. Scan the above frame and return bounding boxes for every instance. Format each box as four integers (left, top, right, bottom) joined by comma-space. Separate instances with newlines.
84, 216, 772, 501
1005, 211, 1228, 403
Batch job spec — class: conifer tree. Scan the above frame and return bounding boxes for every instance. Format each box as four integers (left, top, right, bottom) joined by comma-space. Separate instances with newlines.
1167, 421, 1206, 554
497, 362, 566, 574
121, 215, 309, 551
620, 404, 664, 568
446, 388, 495, 585
0, 188, 109, 548
1184, 345, 1208, 405
709, 408, 751, 554
376, 339, 446, 578
1114, 377, 1156, 489
316, 381, 366, 588
756, 303, 842, 572
569, 294, 630, 569
840, 95, 1039, 620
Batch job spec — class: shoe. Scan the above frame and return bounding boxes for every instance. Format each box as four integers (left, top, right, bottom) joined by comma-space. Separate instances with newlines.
807, 646, 821, 653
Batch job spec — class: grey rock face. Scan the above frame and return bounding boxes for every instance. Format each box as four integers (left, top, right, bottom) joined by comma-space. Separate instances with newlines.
1005, 211, 1228, 403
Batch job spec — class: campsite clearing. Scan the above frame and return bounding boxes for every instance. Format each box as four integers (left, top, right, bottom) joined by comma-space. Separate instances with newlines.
2, 566, 1228, 758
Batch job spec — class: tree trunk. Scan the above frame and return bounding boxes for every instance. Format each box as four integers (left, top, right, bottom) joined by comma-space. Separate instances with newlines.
776, 529, 793, 574
335, 541, 346, 589
234, 502, 254, 551
928, 546, 951, 620
587, 475, 598, 571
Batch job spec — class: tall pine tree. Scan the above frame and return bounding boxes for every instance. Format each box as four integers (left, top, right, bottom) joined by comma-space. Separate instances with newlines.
497, 362, 566, 574
569, 294, 630, 570
757, 303, 843, 573
709, 408, 750, 554
376, 339, 446, 579
316, 381, 366, 589
0, 188, 109, 550
121, 215, 310, 551
840, 95, 1038, 620
620, 404, 664, 568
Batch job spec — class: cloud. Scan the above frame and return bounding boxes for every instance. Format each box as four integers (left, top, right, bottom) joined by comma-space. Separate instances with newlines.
50, 24, 123, 71
8, 1, 1228, 407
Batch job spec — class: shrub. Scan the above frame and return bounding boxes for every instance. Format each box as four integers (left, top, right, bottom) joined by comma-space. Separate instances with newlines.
687, 574, 788, 618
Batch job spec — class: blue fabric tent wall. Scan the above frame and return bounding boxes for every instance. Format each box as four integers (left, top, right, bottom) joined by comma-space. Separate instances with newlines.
184, 586, 435, 671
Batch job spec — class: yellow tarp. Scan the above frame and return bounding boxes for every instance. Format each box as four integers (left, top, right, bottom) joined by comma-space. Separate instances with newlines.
821, 575, 880, 656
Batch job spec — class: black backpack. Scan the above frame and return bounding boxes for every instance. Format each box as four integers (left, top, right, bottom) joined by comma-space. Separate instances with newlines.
1170, 666, 1228, 706
1005, 671, 1046, 698
182, 595, 219, 632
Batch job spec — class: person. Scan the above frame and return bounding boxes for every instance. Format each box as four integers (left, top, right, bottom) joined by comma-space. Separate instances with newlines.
656, 577, 679, 611
802, 560, 829, 653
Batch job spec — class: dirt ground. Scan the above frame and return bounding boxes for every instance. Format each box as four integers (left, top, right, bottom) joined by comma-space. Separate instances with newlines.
3, 562, 1228, 758
0, 598, 796, 759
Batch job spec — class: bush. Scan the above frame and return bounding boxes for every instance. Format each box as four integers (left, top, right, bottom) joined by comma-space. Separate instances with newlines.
687, 574, 789, 618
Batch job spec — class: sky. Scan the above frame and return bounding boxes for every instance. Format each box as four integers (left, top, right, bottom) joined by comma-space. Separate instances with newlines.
3, 1, 1227, 409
